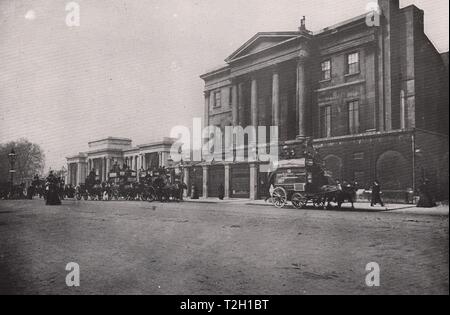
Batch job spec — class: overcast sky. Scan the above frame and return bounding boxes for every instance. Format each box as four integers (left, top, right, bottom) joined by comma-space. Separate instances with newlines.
0, 0, 448, 170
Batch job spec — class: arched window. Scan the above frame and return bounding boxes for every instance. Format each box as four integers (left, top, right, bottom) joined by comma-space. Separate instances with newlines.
323, 154, 343, 181
376, 150, 409, 190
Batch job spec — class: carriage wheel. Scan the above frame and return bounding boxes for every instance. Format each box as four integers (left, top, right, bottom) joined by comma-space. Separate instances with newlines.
147, 188, 156, 202
313, 198, 325, 209
140, 193, 148, 201
272, 187, 287, 209
292, 193, 308, 209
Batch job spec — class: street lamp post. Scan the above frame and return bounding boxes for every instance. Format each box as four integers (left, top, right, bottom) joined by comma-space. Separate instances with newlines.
8, 148, 17, 199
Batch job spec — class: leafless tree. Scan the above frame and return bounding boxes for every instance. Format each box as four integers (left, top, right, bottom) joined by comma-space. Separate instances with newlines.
0, 139, 45, 184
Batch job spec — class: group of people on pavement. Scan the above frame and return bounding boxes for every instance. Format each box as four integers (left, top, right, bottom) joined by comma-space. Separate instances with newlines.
369, 179, 438, 208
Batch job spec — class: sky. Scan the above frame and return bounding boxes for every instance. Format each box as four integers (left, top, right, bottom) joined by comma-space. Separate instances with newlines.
0, 0, 448, 171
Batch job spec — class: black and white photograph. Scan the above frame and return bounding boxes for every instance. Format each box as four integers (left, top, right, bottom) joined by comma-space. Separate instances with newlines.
0, 0, 448, 300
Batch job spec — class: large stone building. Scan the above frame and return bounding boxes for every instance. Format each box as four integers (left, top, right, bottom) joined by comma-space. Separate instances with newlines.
193, 0, 448, 201
66, 137, 174, 186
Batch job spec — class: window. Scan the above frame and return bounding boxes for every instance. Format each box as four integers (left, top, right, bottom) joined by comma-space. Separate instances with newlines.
321, 60, 331, 81
229, 87, 233, 106
348, 100, 360, 134
346, 52, 360, 75
320, 105, 332, 138
213, 91, 221, 108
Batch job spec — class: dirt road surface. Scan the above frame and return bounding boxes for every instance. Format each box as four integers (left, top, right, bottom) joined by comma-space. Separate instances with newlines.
0, 199, 448, 295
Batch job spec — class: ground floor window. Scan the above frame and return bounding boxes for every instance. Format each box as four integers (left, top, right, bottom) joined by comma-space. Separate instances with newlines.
320, 106, 332, 138
231, 165, 250, 198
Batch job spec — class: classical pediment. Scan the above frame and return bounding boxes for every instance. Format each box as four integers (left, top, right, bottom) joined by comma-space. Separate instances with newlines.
225, 32, 303, 63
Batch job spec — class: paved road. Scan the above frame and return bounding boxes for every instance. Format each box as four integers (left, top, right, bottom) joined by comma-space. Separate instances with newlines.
0, 199, 448, 295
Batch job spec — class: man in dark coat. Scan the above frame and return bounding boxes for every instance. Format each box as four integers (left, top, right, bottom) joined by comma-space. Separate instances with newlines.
218, 184, 225, 200
370, 180, 384, 207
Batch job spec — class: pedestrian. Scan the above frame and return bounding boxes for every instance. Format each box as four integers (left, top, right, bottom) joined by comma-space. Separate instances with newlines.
191, 184, 199, 200
218, 184, 224, 200
417, 179, 436, 208
45, 171, 61, 205
370, 180, 384, 207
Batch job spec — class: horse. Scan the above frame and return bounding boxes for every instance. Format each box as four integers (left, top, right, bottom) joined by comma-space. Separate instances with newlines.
333, 182, 356, 209
86, 180, 104, 200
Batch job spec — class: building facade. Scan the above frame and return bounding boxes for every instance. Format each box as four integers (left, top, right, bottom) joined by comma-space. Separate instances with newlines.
66, 137, 174, 186
191, 0, 448, 201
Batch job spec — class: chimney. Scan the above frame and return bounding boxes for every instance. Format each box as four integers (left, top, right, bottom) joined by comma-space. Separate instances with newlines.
299, 16, 309, 34
377, 0, 401, 131
378, 0, 399, 22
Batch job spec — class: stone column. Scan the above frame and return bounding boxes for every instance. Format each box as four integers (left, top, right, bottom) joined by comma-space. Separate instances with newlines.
224, 164, 230, 199
67, 163, 71, 186
296, 59, 307, 138
251, 77, 258, 127
76, 162, 82, 186
249, 163, 258, 200
142, 154, 146, 170
158, 152, 164, 167
231, 83, 239, 126
106, 158, 111, 178
272, 69, 280, 126
183, 167, 190, 198
400, 89, 406, 130
204, 91, 210, 128
202, 165, 209, 198
238, 82, 245, 126
102, 157, 107, 182
81, 162, 87, 184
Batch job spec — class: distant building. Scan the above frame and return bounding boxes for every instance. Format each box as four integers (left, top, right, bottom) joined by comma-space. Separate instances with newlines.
190, 0, 448, 201
66, 137, 174, 186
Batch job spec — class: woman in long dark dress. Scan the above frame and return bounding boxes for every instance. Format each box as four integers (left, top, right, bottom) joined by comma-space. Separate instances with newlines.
45, 171, 61, 205
417, 179, 436, 208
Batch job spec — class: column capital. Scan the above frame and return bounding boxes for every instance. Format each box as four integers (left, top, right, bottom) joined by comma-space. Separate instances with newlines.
297, 52, 309, 64
270, 64, 280, 73
296, 55, 308, 138
203, 90, 211, 97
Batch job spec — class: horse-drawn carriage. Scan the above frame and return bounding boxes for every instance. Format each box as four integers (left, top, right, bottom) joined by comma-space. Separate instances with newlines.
72, 166, 186, 202
108, 169, 153, 201
269, 158, 355, 210
142, 168, 185, 202
75, 183, 89, 200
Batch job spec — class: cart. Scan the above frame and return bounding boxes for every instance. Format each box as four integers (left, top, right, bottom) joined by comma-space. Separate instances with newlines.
269, 158, 340, 209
